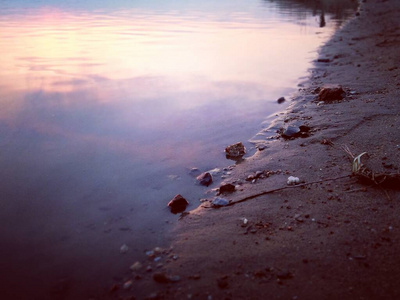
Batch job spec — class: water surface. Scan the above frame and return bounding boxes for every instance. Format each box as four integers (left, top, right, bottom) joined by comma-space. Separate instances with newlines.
0, 0, 357, 298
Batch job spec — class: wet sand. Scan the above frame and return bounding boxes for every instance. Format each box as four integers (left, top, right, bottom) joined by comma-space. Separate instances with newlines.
112, 0, 400, 298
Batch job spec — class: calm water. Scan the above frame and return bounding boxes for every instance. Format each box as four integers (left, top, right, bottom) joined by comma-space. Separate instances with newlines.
0, 0, 356, 298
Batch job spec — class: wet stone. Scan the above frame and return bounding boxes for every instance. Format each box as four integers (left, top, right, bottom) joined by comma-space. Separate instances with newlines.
318, 84, 345, 102
217, 277, 229, 289
282, 126, 301, 138
168, 194, 189, 214
130, 261, 142, 271
153, 272, 169, 283
255, 171, 264, 178
277, 97, 286, 104
196, 172, 213, 186
211, 197, 229, 207
299, 125, 311, 132
219, 183, 235, 194
225, 142, 246, 159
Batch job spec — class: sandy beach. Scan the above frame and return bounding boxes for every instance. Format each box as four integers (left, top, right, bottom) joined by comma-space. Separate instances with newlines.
111, 0, 400, 299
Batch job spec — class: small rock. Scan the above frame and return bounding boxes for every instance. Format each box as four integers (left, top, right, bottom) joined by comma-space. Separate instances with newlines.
246, 175, 255, 181
211, 197, 229, 207
196, 172, 213, 186
257, 144, 266, 151
282, 126, 301, 138
123, 280, 133, 290
153, 247, 163, 254
287, 176, 300, 185
255, 171, 264, 178
219, 183, 235, 194
277, 97, 286, 104
299, 125, 311, 132
225, 142, 246, 159
168, 194, 189, 213
153, 272, 169, 283
317, 58, 330, 63
217, 277, 229, 289
318, 84, 345, 102
145, 250, 155, 257
120, 244, 129, 254
130, 261, 142, 271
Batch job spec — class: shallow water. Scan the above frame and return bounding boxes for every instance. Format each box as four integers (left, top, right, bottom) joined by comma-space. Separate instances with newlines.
0, 0, 357, 298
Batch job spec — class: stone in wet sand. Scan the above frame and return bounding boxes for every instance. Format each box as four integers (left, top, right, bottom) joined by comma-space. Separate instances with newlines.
168, 194, 189, 213
196, 172, 213, 186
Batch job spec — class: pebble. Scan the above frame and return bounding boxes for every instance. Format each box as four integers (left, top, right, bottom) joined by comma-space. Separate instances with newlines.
154, 247, 163, 254
282, 126, 301, 138
217, 277, 229, 289
318, 84, 345, 102
130, 261, 142, 271
211, 197, 229, 207
123, 280, 133, 290
287, 176, 300, 185
277, 97, 286, 104
168, 194, 189, 213
219, 183, 235, 194
120, 244, 129, 254
153, 272, 169, 283
196, 172, 213, 186
225, 142, 246, 158
145, 250, 155, 257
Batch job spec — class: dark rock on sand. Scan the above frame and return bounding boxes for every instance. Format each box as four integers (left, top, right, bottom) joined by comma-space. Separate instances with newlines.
196, 172, 213, 186
277, 97, 286, 104
219, 183, 235, 194
225, 142, 246, 158
167, 194, 189, 213
153, 272, 169, 283
299, 125, 311, 132
217, 277, 229, 289
282, 125, 301, 138
318, 84, 345, 102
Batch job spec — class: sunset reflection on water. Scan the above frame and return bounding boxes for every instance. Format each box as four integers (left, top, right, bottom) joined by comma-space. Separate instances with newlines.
0, 5, 337, 161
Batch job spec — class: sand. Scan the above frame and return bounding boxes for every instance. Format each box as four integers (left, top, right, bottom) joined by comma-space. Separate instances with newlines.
115, 0, 400, 299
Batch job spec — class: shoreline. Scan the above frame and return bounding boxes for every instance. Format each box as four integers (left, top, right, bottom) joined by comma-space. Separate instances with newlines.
116, 0, 400, 298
